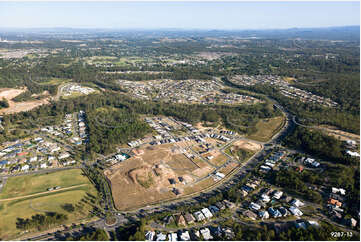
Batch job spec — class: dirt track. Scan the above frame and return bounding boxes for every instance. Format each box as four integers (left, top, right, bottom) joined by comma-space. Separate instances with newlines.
0, 184, 87, 202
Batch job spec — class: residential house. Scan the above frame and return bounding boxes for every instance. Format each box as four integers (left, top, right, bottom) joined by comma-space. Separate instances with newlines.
163, 215, 174, 225
29, 156, 38, 162
289, 206, 303, 216
243, 210, 257, 220
249, 202, 261, 211
175, 214, 186, 227
21, 164, 30, 171
260, 194, 271, 203
200, 228, 213, 240
201, 208, 213, 219
156, 232, 167, 241
258, 210, 270, 219
209, 205, 220, 214
215, 201, 226, 210
183, 213, 195, 224
272, 191, 283, 200
279, 207, 289, 217
180, 231, 190, 241
223, 200, 235, 209
58, 153, 70, 160
332, 187, 346, 196
269, 207, 282, 218
328, 198, 342, 208
290, 199, 304, 207
193, 211, 206, 222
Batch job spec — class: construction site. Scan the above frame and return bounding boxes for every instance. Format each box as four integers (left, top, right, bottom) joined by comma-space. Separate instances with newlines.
104, 116, 262, 211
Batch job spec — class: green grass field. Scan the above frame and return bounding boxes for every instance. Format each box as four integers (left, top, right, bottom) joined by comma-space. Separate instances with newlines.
0, 169, 98, 240
247, 116, 285, 142
0, 169, 91, 199
37, 78, 72, 86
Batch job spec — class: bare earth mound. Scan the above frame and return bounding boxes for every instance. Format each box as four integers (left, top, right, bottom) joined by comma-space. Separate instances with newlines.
105, 143, 224, 210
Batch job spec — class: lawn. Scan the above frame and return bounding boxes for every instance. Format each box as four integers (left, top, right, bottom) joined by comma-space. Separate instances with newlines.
0, 184, 97, 240
37, 78, 72, 86
0, 169, 90, 199
224, 146, 254, 162
247, 116, 285, 142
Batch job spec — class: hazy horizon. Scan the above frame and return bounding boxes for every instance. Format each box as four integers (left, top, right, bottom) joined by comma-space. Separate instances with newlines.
0, 1, 359, 30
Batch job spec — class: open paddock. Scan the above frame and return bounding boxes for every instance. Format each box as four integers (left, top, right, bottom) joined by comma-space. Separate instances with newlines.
0, 169, 97, 240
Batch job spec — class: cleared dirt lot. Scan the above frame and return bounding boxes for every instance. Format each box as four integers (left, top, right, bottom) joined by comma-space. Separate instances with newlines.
232, 139, 263, 152
317, 125, 360, 143
0, 88, 27, 100
105, 143, 220, 210
0, 87, 50, 114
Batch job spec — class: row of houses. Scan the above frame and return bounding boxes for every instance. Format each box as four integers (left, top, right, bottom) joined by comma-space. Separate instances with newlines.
231, 74, 338, 107
0, 138, 65, 173
106, 152, 131, 165
259, 150, 287, 173
119, 78, 259, 106
246, 195, 304, 220
146, 226, 234, 241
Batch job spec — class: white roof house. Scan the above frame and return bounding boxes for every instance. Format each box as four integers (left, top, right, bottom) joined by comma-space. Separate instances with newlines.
260, 165, 271, 172
346, 150, 360, 157
200, 228, 213, 240
58, 153, 70, 160
193, 211, 206, 221
215, 172, 225, 179
156, 232, 167, 241
265, 162, 275, 167
249, 202, 261, 210
273, 191, 283, 200
201, 208, 213, 219
180, 231, 190, 241
291, 199, 304, 207
289, 206, 303, 216
261, 194, 271, 203
258, 210, 270, 219
29, 156, 38, 162
21, 164, 30, 171
332, 187, 346, 195
115, 154, 127, 161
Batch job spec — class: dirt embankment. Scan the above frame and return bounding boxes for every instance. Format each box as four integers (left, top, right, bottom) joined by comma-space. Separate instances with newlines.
318, 125, 360, 143
0, 87, 50, 114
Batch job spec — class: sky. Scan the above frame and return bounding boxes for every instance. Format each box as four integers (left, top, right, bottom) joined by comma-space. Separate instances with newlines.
0, 1, 359, 29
